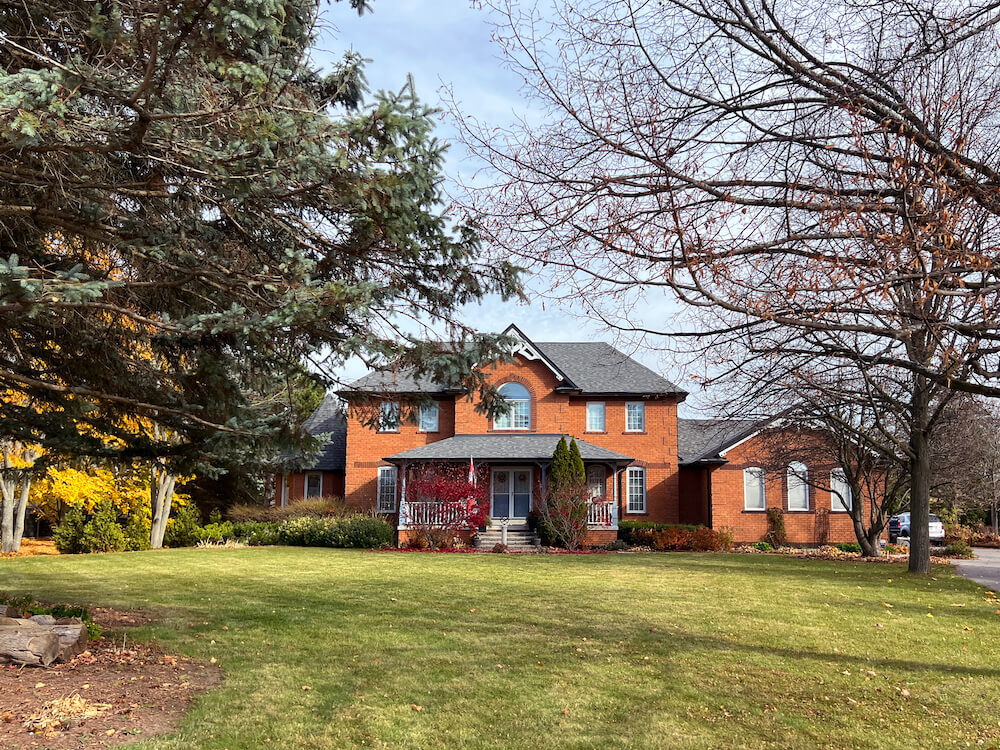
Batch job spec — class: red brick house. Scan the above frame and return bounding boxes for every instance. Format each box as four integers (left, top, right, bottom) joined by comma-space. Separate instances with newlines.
283, 325, 867, 547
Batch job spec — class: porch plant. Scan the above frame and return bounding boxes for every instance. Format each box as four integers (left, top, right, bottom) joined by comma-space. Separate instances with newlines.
404, 464, 490, 550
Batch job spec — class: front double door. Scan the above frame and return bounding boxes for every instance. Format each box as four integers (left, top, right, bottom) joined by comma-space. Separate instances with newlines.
491, 467, 532, 520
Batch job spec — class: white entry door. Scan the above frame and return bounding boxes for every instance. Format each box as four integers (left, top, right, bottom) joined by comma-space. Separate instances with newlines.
491, 467, 532, 519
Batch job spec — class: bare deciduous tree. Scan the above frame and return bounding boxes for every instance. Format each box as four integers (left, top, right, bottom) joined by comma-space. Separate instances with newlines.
458, 0, 1000, 573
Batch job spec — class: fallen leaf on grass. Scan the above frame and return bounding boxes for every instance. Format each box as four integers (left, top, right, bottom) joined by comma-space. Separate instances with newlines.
412, 704, 423, 712
301, 686, 312, 691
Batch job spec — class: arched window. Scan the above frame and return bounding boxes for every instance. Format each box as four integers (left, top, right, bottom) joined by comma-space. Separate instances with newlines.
494, 382, 531, 430
787, 461, 809, 510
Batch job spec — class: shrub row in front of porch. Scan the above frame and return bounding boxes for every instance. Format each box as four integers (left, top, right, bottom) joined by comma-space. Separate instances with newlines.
617, 521, 733, 551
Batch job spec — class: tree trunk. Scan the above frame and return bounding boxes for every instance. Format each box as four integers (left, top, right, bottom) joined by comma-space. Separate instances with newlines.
149, 464, 176, 549
992, 502, 998, 535
0, 475, 15, 554
11, 473, 32, 552
908, 377, 932, 574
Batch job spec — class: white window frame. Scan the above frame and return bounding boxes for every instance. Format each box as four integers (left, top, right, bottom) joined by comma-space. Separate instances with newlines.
418, 403, 439, 433
625, 402, 645, 432
305, 472, 323, 498
743, 467, 765, 510
378, 401, 400, 433
830, 469, 852, 512
586, 402, 606, 432
493, 383, 531, 431
377, 466, 398, 513
787, 462, 809, 511
587, 465, 607, 500
626, 467, 646, 513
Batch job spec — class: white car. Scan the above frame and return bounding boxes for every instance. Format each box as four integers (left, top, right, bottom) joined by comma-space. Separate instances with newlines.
889, 513, 945, 544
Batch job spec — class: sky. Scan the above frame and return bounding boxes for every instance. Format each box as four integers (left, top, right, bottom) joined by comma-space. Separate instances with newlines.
313, 1, 705, 411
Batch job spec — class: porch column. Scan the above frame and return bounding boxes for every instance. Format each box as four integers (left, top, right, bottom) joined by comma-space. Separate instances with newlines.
398, 461, 408, 530
609, 463, 619, 529
611, 465, 619, 529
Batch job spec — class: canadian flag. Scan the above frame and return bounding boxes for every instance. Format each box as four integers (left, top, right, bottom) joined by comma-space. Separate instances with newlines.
468, 457, 476, 487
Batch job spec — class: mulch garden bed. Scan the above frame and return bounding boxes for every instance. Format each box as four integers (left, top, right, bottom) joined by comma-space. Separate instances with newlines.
0, 608, 220, 748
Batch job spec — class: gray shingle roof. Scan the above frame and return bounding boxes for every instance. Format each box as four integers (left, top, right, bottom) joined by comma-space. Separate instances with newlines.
384, 434, 634, 463
348, 336, 685, 397
677, 418, 763, 464
301, 393, 347, 471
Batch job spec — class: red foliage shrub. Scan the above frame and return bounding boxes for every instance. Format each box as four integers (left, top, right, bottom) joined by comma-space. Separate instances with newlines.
652, 527, 693, 551
691, 527, 723, 551
404, 464, 490, 550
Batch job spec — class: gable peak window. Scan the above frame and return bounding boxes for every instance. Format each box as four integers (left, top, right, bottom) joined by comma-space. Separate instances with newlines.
494, 382, 531, 430
787, 461, 809, 510
378, 401, 400, 432
419, 402, 439, 432
586, 402, 606, 432
625, 402, 645, 432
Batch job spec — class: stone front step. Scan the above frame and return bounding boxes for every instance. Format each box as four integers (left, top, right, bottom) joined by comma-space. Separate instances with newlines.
475, 530, 540, 551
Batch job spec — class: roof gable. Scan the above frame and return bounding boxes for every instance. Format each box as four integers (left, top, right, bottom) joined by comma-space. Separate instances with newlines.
347, 324, 686, 398
300, 393, 347, 471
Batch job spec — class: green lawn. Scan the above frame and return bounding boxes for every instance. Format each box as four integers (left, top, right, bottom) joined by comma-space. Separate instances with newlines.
3, 549, 1000, 749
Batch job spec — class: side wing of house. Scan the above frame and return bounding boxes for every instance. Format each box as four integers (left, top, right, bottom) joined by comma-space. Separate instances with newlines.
679, 419, 870, 546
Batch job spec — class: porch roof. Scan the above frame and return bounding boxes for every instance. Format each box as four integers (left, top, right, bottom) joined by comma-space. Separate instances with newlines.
384, 434, 633, 465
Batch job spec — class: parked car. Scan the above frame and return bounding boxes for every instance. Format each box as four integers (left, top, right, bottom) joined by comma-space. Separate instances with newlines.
888, 513, 945, 544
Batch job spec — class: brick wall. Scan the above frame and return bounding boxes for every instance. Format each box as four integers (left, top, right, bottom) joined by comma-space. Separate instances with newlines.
344, 395, 456, 512
345, 353, 681, 523
708, 430, 862, 545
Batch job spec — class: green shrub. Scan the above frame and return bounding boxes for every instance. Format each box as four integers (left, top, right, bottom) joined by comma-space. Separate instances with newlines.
275, 515, 392, 549
834, 542, 862, 554
81, 504, 127, 553
53, 508, 87, 554
199, 520, 235, 544
164, 503, 203, 548
335, 516, 393, 548
764, 509, 787, 548
944, 541, 975, 559
231, 521, 280, 546
752, 541, 773, 552
123, 513, 151, 551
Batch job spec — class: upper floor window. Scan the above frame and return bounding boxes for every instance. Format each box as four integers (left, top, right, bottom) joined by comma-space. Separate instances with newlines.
377, 401, 400, 432
494, 382, 531, 430
787, 461, 809, 510
625, 402, 645, 432
419, 403, 439, 432
743, 467, 765, 510
830, 469, 852, 512
586, 402, 606, 432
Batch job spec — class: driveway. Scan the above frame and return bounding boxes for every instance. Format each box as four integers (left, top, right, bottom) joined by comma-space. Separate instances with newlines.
955, 548, 1000, 590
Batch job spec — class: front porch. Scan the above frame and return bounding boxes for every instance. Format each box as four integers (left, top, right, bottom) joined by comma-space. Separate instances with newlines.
384, 434, 633, 537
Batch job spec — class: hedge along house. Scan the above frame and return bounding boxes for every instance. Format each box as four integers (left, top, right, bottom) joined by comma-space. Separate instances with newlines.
340, 325, 687, 546
273, 393, 347, 506
677, 418, 869, 546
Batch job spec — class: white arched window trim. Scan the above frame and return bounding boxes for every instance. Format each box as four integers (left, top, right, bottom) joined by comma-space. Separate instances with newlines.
493, 382, 531, 430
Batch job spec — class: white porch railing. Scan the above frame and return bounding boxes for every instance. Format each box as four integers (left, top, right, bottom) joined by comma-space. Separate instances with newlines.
403, 501, 467, 527
587, 500, 616, 528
